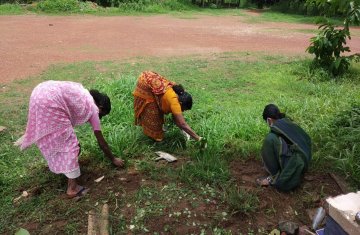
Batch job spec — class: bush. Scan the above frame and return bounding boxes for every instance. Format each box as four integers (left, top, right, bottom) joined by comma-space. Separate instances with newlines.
307, 23, 352, 76
272, 0, 321, 15
306, 0, 360, 76
37, 0, 80, 12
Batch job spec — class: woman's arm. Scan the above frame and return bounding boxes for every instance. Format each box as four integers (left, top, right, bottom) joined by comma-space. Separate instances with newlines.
94, 130, 124, 167
172, 113, 201, 141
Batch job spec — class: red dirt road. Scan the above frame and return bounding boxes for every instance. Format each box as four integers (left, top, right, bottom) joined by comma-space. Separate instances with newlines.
1, 14, 360, 83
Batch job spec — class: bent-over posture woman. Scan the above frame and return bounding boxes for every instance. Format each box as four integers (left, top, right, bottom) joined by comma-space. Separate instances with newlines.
17, 81, 124, 198
133, 71, 202, 142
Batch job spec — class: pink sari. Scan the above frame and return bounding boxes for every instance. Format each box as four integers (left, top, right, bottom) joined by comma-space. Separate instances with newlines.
21, 81, 98, 174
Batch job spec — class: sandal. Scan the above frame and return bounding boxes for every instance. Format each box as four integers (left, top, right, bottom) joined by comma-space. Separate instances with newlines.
256, 176, 272, 186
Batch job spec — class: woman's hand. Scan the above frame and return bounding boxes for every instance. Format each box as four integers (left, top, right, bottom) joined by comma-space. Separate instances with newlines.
94, 131, 124, 167
112, 158, 125, 168
173, 113, 200, 141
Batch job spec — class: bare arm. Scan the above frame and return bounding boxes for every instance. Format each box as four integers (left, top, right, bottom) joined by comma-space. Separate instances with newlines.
172, 113, 200, 141
94, 130, 124, 167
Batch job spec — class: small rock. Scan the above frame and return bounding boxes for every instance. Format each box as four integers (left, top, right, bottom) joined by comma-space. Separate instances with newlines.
49, 24, 53, 26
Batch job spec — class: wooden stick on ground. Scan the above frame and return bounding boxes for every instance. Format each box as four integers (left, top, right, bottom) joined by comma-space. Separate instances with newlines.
329, 173, 350, 194
87, 210, 97, 235
100, 204, 109, 235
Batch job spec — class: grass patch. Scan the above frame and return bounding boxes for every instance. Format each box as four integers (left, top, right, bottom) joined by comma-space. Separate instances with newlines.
225, 186, 259, 215
0, 53, 359, 233
0, 3, 25, 15
244, 10, 342, 25
0, 2, 340, 25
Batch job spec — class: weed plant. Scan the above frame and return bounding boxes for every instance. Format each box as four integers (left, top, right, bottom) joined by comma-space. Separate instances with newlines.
0, 3, 23, 14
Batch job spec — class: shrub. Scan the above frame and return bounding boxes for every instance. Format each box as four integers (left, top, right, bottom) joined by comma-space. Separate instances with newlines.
272, 0, 321, 15
306, 0, 360, 76
307, 23, 352, 76
37, 0, 80, 12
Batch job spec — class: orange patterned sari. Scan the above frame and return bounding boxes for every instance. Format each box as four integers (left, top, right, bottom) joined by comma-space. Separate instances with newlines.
133, 71, 174, 141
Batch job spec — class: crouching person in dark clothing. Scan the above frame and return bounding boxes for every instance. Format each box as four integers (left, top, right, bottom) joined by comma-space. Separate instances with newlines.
257, 104, 312, 192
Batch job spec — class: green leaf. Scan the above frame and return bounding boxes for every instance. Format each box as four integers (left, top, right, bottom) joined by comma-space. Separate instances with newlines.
15, 228, 30, 235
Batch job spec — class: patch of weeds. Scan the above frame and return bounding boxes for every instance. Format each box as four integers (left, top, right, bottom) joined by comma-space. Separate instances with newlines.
36, 0, 80, 13
136, 160, 159, 178
110, 215, 127, 234
212, 227, 233, 235
179, 151, 230, 186
130, 183, 191, 232
225, 186, 259, 215
323, 102, 360, 187
64, 222, 79, 234
265, 204, 277, 217
0, 3, 24, 15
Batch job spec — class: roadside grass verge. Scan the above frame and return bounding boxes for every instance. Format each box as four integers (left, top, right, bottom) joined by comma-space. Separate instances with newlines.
0, 52, 359, 233
0, 2, 340, 25
0, 3, 25, 15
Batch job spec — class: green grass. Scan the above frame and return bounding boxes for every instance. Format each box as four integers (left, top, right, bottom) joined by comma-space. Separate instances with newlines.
0, 3, 25, 15
244, 10, 342, 25
0, 53, 359, 233
0, 2, 342, 25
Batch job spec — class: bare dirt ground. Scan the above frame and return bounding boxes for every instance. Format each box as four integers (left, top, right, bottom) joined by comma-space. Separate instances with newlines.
1, 13, 360, 83
15, 158, 343, 234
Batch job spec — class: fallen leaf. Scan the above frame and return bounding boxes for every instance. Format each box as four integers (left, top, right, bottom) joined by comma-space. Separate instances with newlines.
94, 176, 104, 183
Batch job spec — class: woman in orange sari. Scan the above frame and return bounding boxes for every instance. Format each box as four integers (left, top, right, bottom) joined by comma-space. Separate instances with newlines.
133, 71, 201, 142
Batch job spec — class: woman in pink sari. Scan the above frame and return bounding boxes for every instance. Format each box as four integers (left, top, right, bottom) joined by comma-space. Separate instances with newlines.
17, 80, 124, 198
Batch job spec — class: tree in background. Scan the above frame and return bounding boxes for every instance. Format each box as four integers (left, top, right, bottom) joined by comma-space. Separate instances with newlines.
306, 0, 360, 76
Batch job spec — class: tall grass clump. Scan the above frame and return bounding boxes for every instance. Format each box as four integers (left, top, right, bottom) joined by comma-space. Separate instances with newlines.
36, 0, 80, 12
225, 186, 259, 215
321, 103, 360, 187
0, 3, 24, 14
116, 0, 193, 12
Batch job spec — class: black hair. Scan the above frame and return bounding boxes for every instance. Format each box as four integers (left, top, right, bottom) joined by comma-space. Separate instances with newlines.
90, 89, 111, 116
262, 104, 285, 121
173, 84, 193, 111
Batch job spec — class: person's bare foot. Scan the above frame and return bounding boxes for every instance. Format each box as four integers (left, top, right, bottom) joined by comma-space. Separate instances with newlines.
67, 185, 83, 196
66, 178, 87, 197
